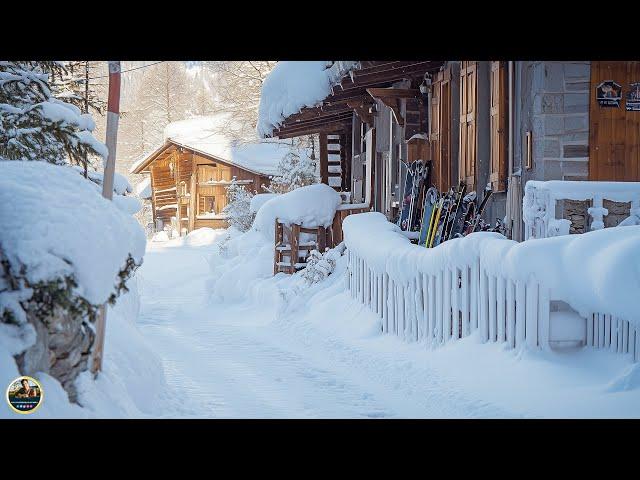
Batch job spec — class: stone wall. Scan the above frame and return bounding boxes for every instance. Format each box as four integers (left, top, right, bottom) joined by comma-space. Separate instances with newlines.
530, 61, 591, 182
16, 307, 95, 403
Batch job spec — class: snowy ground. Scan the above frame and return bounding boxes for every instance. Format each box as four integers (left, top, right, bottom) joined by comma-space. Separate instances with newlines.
132, 230, 640, 419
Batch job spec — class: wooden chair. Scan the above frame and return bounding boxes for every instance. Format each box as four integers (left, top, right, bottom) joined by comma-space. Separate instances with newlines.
273, 219, 333, 275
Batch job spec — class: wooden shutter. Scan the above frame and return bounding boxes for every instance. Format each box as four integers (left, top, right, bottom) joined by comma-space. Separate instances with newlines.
459, 61, 477, 191
490, 61, 507, 192
430, 66, 452, 192
589, 61, 640, 181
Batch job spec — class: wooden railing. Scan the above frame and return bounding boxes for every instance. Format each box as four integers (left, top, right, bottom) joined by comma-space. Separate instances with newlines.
344, 213, 639, 362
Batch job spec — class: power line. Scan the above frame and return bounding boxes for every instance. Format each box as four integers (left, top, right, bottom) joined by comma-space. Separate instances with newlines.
82, 61, 166, 81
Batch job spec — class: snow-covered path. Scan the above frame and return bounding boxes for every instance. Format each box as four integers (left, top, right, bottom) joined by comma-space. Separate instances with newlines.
135, 239, 508, 418
134, 233, 640, 419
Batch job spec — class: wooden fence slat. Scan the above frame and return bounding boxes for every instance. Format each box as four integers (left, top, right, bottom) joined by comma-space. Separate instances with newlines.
538, 286, 550, 350
479, 270, 489, 342
506, 279, 516, 349
497, 276, 506, 343
488, 274, 497, 342
422, 273, 428, 342
444, 268, 452, 342
436, 271, 443, 344
461, 267, 470, 337
587, 313, 594, 347
451, 267, 459, 340
515, 280, 526, 348
428, 275, 436, 345
525, 279, 538, 348
471, 260, 479, 331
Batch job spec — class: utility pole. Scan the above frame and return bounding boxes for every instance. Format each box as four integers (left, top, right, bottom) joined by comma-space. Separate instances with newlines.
91, 61, 121, 375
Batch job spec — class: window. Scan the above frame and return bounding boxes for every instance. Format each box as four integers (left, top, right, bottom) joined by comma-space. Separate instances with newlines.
199, 195, 216, 215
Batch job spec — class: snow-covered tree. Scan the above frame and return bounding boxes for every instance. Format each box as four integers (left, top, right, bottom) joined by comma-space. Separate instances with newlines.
52, 61, 107, 116
0, 61, 106, 167
223, 179, 255, 232
264, 147, 319, 194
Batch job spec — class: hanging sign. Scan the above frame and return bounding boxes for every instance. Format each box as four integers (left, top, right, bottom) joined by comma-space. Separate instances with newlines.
625, 82, 640, 111
596, 80, 622, 107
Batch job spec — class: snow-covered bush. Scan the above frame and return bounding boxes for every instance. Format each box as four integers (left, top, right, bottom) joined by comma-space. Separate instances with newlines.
0, 61, 105, 167
299, 244, 345, 287
264, 148, 318, 194
0, 161, 145, 401
223, 179, 255, 232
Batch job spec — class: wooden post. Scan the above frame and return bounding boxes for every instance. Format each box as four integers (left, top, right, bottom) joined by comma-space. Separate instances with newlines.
319, 133, 329, 185
91, 61, 121, 376
189, 153, 197, 233
290, 224, 300, 274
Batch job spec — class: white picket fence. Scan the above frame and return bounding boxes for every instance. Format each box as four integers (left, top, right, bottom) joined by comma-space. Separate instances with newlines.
346, 240, 639, 363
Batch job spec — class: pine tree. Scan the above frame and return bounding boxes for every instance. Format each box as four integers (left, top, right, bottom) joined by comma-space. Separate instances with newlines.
223, 179, 255, 232
0, 61, 105, 167
264, 146, 319, 194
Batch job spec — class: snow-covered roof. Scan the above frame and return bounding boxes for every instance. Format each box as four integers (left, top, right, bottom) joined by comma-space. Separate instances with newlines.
130, 114, 298, 177
257, 61, 358, 138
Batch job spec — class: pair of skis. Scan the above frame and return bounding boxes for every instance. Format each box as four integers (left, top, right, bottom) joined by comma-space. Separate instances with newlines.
419, 183, 496, 247
399, 160, 431, 232
420, 181, 465, 248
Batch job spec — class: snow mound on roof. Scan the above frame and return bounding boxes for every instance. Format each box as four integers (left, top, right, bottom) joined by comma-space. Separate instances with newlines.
0, 161, 146, 307
252, 183, 341, 241
257, 61, 357, 137
159, 114, 303, 177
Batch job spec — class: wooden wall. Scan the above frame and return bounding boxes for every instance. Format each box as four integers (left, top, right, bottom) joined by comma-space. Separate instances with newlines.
149, 145, 272, 233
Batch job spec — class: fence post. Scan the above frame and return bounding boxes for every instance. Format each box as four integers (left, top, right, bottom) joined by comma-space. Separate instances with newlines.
497, 276, 506, 343
525, 279, 538, 348
515, 280, 526, 348
452, 267, 460, 340
461, 266, 469, 337
506, 279, 516, 349
436, 271, 443, 344
538, 285, 550, 350
479, 269, 489, 342
488, 274, 497, 342
443, 268, 452, 342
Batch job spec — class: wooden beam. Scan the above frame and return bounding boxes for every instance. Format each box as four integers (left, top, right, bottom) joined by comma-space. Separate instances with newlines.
188, 152, 197, 233
366, 88, 421, 127
319, 133, 329, 185
346, 99, 374, 125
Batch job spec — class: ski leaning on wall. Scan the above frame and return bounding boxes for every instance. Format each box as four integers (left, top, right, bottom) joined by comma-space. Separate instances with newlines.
398, 159, 431, 231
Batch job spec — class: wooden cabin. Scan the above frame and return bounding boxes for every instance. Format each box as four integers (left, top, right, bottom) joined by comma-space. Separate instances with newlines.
260, 61, 640, 241
131, 139, 272, 234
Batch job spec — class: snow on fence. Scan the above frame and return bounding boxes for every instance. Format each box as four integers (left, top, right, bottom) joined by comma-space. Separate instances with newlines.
523, 180, 640, 239
344, 212, 640, 362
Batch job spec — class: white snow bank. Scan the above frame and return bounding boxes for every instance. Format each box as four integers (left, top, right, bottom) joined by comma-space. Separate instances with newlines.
135, 176, 152, 199
250, 193, 278, 213
252, 184, 341, 241
0, 161, 146, 307
257, 61, 357, 137
113, 194, 143, 215
343, 212, 640, 327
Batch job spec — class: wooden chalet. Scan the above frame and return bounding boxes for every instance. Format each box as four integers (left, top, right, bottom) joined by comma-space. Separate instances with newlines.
262, 61, 640, 241
131, 138, 272, 233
